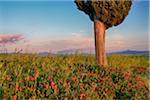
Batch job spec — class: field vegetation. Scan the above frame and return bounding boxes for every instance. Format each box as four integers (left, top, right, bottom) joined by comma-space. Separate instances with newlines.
0, 54, 149, 99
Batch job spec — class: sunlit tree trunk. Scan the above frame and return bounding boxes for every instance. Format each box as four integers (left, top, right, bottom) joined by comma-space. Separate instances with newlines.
94, 20, 107, 67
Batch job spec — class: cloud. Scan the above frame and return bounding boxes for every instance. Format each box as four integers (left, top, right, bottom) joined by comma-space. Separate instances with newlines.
106, 34, 148, 52
25, 33, 94, 53
4, 32, 148, 53
0, 34, 24, 44
71, 32, 82, 37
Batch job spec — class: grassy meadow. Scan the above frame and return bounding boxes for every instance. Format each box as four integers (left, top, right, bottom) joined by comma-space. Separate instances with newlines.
0, 54, 149, 99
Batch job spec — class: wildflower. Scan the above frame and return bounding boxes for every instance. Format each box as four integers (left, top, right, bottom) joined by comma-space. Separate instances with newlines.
34, 72, 39, 78
80, 94, 86, 100
91, 71, 95, 77
101, 71, 104, 76
105, 88, 108, 92
67, 82, 71, 89
54, 85, 59, 93
19, 87, 22, 92
92, 87, 97, 94
94, 87, 98, 91
34, 83, 37, 88
87, 96, 91, 100
40, 94, 43, 97
42, 63, 45, 67
87, 72, 91, 78
80, 86, 83, 91
40, 83, 44, 88
98, 79, 101, 83
109, 82, 113, 85
75, 78, 79, 83
59, 80, 63, 83
73, 96, 77, 100
63, 97, 68, 100
51, 81, 55, 89
13, 95, 17, 100
46, 94, 49, 97
63, 82, 67, 87
80, 94, 86, 96
45, 84, 49, 89
48, 75, 51, 81
103, 77, 107, 81
29, 76, 35, 81
107, 90, 111, 96
33, 96, 36, 100
55, 68, 58, 73
81, 72, 84, 79
138, 81, 144, 87
65, 87, 69, 92
15, 85, 19, 91
92, 82, 95, 85
127, 83, 131, 87
124, 71, 131, 81
85, 84, 88, 89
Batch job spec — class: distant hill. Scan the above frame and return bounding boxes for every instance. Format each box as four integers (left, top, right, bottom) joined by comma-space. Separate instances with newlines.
110, 50, 149, 55
56, 48, 94, 55
38, 52, 50, 56
38, 49, 149, 56
0, 49, 149, 56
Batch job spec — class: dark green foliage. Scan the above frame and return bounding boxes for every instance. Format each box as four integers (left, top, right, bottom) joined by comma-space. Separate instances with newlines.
0, 87, 3, 100
75, 0, 132, 29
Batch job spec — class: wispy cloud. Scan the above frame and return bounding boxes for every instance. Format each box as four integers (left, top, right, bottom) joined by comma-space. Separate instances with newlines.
0, 34, 24, 44
71, 32, 82, 37
24, 33, 94, 53
106, 34, 148, 52
4, 32, 148, 53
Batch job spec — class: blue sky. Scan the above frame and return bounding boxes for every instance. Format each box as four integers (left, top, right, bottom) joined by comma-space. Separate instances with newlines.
0, 0, 149, 53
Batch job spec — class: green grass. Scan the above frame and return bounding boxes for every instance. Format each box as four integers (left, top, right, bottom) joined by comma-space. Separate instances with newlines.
0, 54, 149, 99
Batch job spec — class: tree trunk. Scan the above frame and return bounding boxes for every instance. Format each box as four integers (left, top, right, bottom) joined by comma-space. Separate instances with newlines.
94, 20, 107, 67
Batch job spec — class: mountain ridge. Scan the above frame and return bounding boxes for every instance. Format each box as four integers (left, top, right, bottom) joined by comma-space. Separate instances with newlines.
38, 49, 149, 56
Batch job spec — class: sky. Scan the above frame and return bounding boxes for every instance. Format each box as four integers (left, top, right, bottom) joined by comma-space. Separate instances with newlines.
0, 0, 149, 53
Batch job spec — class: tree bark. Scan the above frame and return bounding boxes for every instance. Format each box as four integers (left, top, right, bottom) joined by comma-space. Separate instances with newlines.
94, 20, 107, 67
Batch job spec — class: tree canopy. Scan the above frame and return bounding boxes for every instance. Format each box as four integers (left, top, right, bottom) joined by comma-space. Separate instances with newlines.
75, 0, 132, 29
